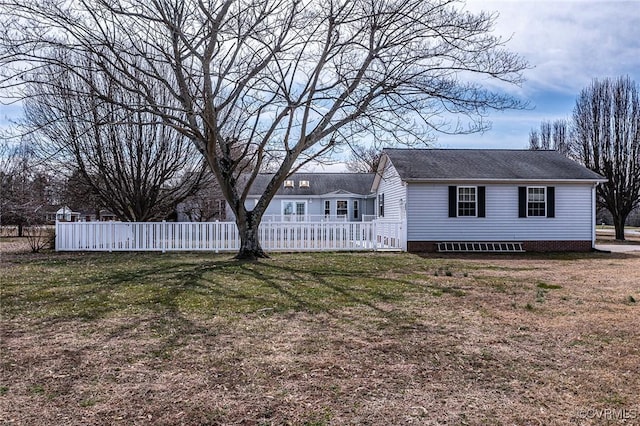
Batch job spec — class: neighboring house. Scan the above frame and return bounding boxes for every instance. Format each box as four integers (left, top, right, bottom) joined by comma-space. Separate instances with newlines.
46, 206, 81, 223
98, 210, 117, 221
46, 206, 116, 223
228, 173, 377, 222
375, 149, 606, 252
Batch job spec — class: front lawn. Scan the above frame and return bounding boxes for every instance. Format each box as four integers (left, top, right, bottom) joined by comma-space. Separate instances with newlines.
1, 249, 639, 425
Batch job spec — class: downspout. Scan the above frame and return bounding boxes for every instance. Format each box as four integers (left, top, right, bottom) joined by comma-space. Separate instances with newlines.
591, 184, 596, 249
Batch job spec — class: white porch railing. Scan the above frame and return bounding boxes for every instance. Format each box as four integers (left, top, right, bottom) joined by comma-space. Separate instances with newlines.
55, 220, 405, 252
262, 214, 349, 222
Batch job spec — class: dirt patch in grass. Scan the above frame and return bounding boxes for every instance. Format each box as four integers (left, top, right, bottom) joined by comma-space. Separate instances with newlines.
1, 247, 639, 425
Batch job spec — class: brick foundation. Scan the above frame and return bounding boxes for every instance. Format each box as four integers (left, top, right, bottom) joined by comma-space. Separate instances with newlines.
521, 240, 592, 252
407, 240, 593, 253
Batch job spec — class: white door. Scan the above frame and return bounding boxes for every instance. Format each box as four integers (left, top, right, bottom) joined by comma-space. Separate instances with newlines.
282, 201, 306, 221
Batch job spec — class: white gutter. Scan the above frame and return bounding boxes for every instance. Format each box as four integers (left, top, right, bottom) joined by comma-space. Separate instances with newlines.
592, 184, 597, 249
402, 178, 608, 184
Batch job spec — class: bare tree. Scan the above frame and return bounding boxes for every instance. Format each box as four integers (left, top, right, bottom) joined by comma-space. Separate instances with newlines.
552, 119, 571, 156
347, 145, 383, 173
177, 171, 227, 222
0, 139, 53, 235
1, 0, 528, 258
573, 76, 640, 240
529, 120, 551, 149
23, 63, 207, 222
540, 121, 552, 149
62, 168, 103, 215
528, 119, 571, 156
528, 129, 540, 150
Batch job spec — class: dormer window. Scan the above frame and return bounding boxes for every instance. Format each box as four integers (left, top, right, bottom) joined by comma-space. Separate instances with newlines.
284, 180, 294, 188
299, 180, 310, 188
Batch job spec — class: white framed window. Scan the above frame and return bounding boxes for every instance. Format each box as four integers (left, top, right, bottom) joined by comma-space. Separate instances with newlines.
336, 200, 348, 217
353, 200, 359, 219
324, 200, 331, 216
299, 180, 310, 188
378, 193, 384, 217
457, 186, 477, 217
284, 180, 294, 188
527, 187, 546, 217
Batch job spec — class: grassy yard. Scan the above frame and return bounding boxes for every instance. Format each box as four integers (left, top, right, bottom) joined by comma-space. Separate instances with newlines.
1, 244, 639, 425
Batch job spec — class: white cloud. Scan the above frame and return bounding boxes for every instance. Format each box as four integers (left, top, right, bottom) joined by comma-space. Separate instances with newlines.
465, 0, 640, 96
430, 0, 640, 148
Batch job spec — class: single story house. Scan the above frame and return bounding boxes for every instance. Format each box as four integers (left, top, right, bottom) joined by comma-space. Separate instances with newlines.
234, 172, 377, 222
228, 149, 606, 252
376, 149, 606, 252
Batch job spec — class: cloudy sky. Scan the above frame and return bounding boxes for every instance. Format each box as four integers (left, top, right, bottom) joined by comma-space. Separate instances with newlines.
2, 0, 639, 153
438, 0, 640, 149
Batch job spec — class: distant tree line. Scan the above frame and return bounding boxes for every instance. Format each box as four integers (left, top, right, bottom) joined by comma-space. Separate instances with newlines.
529, 76, 640, 240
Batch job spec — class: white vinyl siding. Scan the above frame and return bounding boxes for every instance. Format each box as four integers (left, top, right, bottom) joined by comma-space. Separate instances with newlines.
377, 161, 406, 220
407, 183, 594, 241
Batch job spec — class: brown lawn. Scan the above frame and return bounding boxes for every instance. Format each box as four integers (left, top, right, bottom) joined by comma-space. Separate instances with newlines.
1, 238, 639, 425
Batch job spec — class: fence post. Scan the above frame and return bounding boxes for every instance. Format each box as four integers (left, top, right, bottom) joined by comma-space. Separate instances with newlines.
215, 220, 219, 254
373, 220, 378, 251
401, 219, 408, 252
162, 220, 166, 253
109, 221, 113, 252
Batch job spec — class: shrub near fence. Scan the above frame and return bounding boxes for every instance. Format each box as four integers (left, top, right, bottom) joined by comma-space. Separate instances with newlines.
24, 226, 56, 253
55, 220, 406, 252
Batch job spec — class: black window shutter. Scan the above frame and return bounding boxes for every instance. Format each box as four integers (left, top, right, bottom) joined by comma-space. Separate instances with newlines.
477, 186, 486, 218
547, 187, 555, 218
448, 186, 457, 217
518, 187, 527, 218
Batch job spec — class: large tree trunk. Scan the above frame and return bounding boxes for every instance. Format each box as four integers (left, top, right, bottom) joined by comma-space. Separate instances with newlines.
614, 214, 626, 241
235, 211, 268, 260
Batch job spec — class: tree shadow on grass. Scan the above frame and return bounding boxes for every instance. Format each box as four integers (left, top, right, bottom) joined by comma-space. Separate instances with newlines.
6, 252, 470, 321
2, 252, 478, 362
0, 252, 506, 413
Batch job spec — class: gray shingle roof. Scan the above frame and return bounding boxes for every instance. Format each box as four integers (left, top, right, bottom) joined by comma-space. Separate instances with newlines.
384, 149, 605, 181
248, 173, 375, 196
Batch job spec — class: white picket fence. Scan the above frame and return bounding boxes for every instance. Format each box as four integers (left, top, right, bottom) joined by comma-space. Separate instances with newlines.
55, 220, 406, 252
